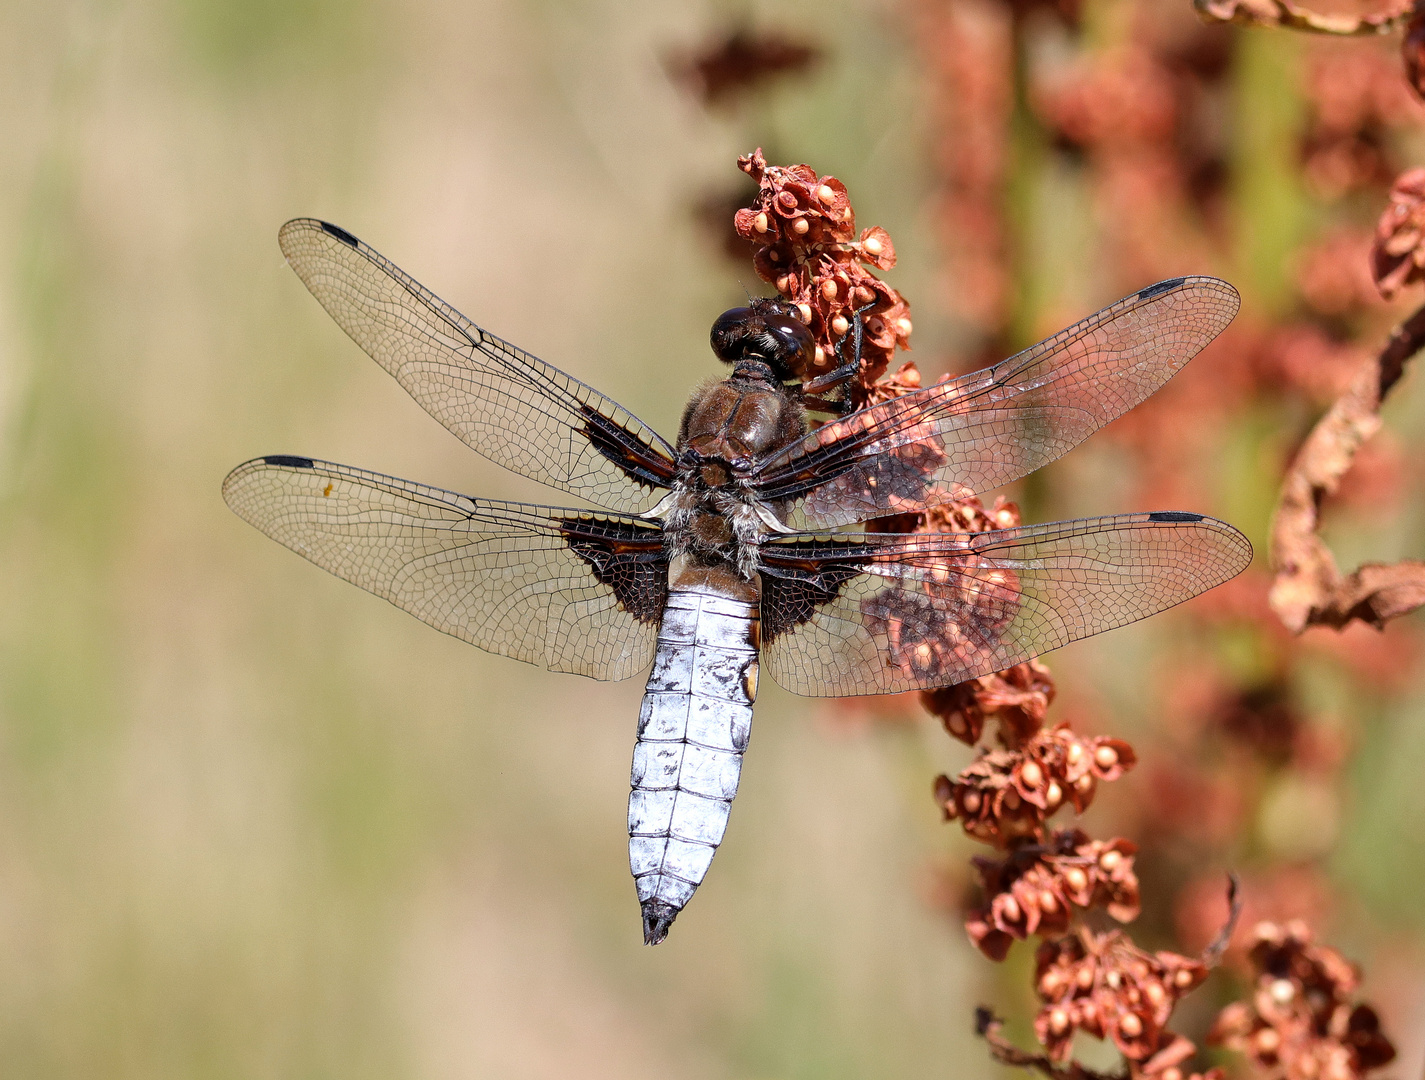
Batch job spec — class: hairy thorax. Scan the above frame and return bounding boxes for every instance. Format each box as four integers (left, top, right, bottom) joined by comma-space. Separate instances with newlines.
660, 372, 806, 578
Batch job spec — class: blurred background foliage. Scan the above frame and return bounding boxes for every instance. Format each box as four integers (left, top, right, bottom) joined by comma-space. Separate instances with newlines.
0, 0, 1421, 1078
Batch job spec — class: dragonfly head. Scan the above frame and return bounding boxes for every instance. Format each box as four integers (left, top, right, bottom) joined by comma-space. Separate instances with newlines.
711, 297, 814, 382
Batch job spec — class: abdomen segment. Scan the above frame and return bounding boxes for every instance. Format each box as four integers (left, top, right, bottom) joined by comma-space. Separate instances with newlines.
629, 578, 759, 944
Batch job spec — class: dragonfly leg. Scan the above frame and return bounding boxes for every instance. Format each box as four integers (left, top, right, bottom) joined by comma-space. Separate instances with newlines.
801, 301, 878, 415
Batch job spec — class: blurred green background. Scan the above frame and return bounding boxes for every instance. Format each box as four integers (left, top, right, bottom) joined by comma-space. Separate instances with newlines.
1, 1, 1423, 1078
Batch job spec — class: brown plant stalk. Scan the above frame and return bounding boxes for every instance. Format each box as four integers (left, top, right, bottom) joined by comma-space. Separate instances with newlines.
1194, 0, 1414, 36
1268, 303, 1425, 631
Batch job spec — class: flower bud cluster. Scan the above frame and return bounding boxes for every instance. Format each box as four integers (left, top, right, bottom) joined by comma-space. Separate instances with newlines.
1035, 929, 1210, 1070
1209, 921, 1396, 1080
966, 829, 1140, 960
735, 149, 912, 396
933, 723, 1136, 846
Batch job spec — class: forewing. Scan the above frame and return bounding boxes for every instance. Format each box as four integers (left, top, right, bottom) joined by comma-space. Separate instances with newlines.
753, 278, 1240, 530
278, 219, 677, 513
758, 512, 1251, 697
223, 455, 669, 681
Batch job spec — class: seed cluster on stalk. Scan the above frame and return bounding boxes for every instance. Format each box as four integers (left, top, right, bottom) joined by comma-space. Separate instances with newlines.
733, 149, 911, 406
966, 830, 1141, 959
728, 141, 1403, 1080
733, 151, 1219, 1080
927, 678, 1213, 1079
1035, 929, 1211, 1073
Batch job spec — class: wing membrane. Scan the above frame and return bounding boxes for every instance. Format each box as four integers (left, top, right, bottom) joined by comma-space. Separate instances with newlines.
278, 219, 677, 513
758, 512, 1251, 697
753, 278, 1240, 530
223, 455, 668, 680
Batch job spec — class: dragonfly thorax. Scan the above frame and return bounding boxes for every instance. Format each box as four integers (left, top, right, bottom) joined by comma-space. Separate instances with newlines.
664, 371, 807, 579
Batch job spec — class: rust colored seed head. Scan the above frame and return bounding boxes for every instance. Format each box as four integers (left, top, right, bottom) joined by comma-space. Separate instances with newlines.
934, 724, 1137, 851
963, 830, 1141, 957
665, 29, 822, 107
921, 654, 1052, 749
1210, 921, 1396, 1080
1033, 930, 1208, 1066
735, 149, 912, 394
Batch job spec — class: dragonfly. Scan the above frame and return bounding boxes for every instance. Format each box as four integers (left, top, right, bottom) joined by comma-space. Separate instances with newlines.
224, 219, 1252, 945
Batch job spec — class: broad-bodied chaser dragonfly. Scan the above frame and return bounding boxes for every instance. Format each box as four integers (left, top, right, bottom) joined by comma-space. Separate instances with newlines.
224, 220, 1251, 944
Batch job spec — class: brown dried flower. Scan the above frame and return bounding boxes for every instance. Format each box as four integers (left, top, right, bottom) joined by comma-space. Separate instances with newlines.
978, 1008, 1225, 1080
665, 28, 822, 107
1193, 0, 1412, 35
965, 830, 1142, 959
1035, 929, 1209, 1066
735, 149, 912, 400
1209, 921, 1396, 1080
897, 493, 1054, 747
923, 657, 1054, 747
934, 723, 1137, 847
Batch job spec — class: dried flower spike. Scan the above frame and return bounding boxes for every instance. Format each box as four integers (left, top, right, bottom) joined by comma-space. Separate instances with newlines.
735, 149, 912, 401
666, 29, 822, 107
1193, 0, 1413, 36
934, 724, 1137, 849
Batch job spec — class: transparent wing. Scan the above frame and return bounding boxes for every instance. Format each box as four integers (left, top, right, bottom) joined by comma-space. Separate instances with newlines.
223, 455, 669, 680
278, 219, 678, 513
757, 512, 1251, 697
752, 278, 1240, 530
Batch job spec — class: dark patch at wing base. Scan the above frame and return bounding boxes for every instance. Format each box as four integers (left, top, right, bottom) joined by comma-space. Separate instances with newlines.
579, 405, 679, 493
557, 515, 669, 624
758, 542, 873, 643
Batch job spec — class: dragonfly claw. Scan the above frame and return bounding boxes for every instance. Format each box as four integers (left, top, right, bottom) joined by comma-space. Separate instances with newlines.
642, 900, 678, 945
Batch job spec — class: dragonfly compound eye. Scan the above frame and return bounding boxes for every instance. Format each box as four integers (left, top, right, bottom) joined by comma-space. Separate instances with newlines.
710, 301, 814, 380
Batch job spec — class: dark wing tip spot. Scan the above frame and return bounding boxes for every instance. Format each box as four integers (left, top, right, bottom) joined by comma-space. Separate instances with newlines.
318, 221, 360, 248
1149, 510, 1204, 523
1137, 277, 1186, 301
263, 455, 315, 469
